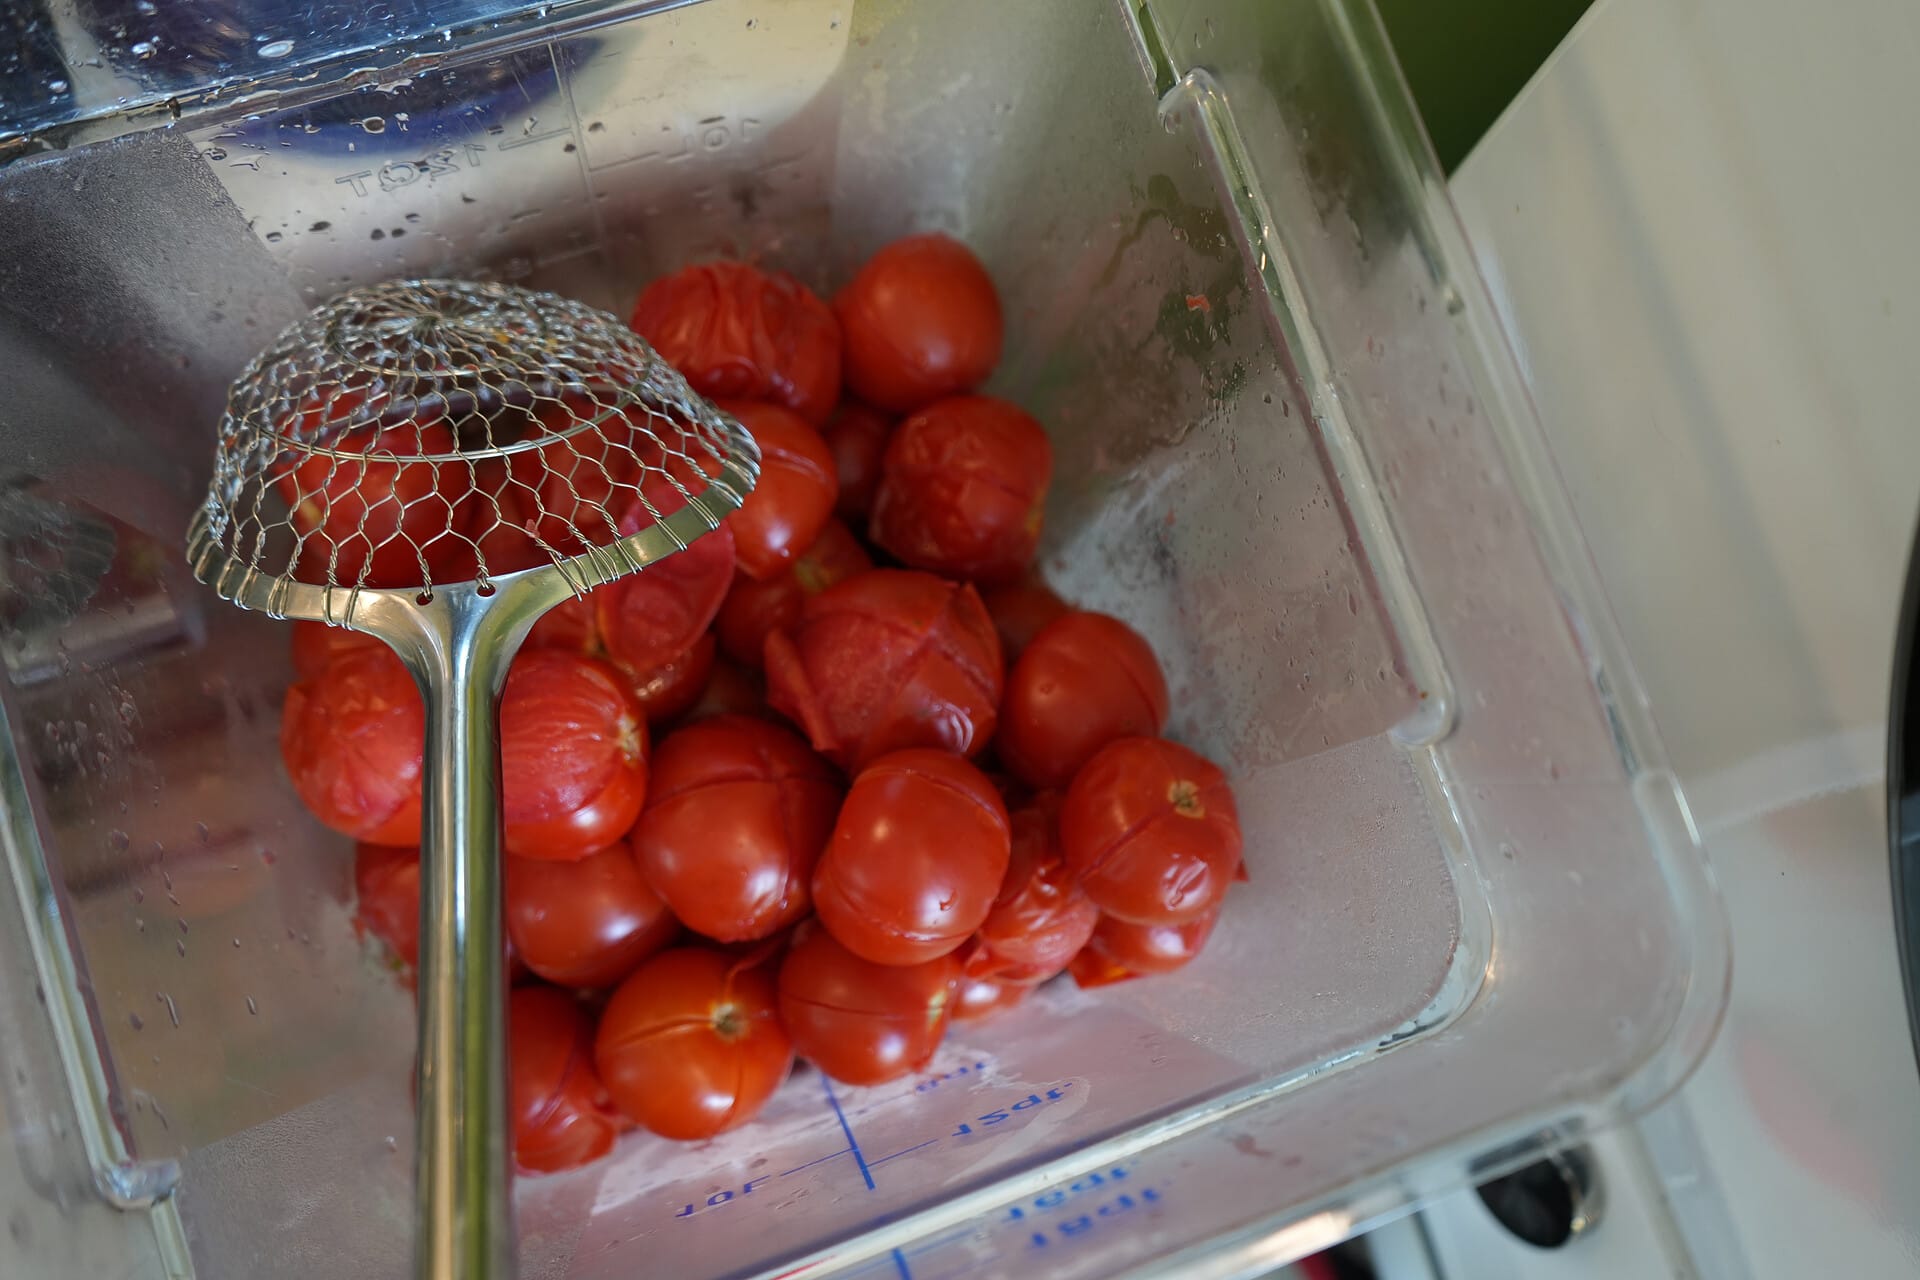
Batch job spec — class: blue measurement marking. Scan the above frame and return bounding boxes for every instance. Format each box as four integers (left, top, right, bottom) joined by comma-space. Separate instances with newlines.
779, 1147, 852, 1178
819, 1075, 876, 1191
891, 1247, 912, 1280
868, 1138, 939, 1169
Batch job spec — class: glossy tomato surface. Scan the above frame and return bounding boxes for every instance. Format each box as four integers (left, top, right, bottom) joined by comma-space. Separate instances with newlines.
763, 569, 1003, 770
525, 590, 602, 656
632, 715, 840, 942
281, 644, 423, 845
353, 842, 420, 969
1060, 737, 1242, 925
630, 260, 841, 425
821, 401, 894, 523
511, 985, 624, 1174
592, 476, 736, 674
813, 749, 1010, 966
997, 611, 1170, 789
501, 651, 648, 861
834, 234, 1002, 413
777, 921, 959, 1085
1069, 906, 1220, 988
972, 795, 1098, 981
716, 400, 838, 581
506, 843, 679, 988
978, 575, 1070, 662
290, 621, 383, 682
953, 971, 1029, 1022
715, 519, 872, 668
623, 631, 716, 726
869, 395, 1052, 584
274, 413, 471, 589
596, 947, 793, 1140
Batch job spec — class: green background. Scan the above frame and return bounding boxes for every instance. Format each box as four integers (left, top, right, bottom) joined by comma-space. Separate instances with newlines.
1374, 0, 1595, 172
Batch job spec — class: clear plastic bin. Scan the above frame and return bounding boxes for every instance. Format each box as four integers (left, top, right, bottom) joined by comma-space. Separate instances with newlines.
0, 1, 1728, 1277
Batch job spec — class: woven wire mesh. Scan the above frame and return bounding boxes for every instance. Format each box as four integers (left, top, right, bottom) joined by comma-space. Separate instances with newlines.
188, 279, 758, 608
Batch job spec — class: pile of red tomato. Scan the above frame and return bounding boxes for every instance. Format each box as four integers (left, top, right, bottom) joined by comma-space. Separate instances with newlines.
280, 235, 1244, 1174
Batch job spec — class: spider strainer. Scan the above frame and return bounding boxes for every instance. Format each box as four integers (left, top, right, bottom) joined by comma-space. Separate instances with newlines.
186, 279, 759, 1280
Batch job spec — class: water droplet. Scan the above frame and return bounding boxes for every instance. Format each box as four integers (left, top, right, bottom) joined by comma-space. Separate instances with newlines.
128, 1012, 144, 1031
156, 993, 179, 1027
360, 116, 386, 134
310, 220, 331, 232
175, 939, 186, 957
246, 996, 258, 1016
48, 78, 68, 94
258, 38, 295, 59
385, 1135, 399, 1152
370, 229, 385, 240
108, 829, 130, 851
130, 41, 157, 60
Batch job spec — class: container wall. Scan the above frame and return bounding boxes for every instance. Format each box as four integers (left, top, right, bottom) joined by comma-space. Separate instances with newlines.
0, 0, 1724, 1277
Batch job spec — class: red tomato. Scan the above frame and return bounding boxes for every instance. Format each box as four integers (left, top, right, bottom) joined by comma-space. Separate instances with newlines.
353, 842, 420, 969
624, 631, 716, 725
494, 399, 645, 564
971, 796, 1098, 981
777, 921, 959, 1085
715, 519, 872, 668
997, 611, 1170, 789
290, 621, 383, 682
506, 843, 679, 988
596, 947, 793, 1139
679, 654, 769, 723
273, 407, 472, 589
630, 260, 842, 425
813, 749, 1010, 966
1060, 738, 1241, 925
978, 575, 1070, 662
591, 477, 736, 674
869, 396, 1052, 584
632, 715, 841, 943
281, 645, 422, 845
821, 402, 894, 522
716, 400, 838, 581
953, 971, 1029, 1022
511, 985, 624, 1174
525, 591, 601, 656
763, 569, 1003, 770
501, 651, 649, 861
1069, 907, 1220, 988
834, 234, 1003, 413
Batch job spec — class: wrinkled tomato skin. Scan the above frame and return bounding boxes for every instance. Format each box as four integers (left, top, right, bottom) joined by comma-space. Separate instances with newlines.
763, 569, 1003, 770
281, 645, 423, 846
631, 261, 841, 425
812, 749, 1011, 966
632, 715, 841, 943
971, 795, 1099, 981
997, 611, 1170, 790
834, 234, 1002, 414
715, 519, 872, 668
716, 400, 839, 581
501, 651, 649, 861
1069, 906, 1221, 988
592, 476, 737, 674
777, 922, 959, 1086
510, 985, 624, 1174
506, 842, 680, 988
1060, 737, 1242, 926
595, 947, 793, 1140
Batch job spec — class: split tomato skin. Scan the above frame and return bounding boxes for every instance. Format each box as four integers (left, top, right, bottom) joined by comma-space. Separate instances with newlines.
715, 519, 872, 669
631, 260, 842, 425
970, 795, 1099, 982
595, 947, 794, 1140
500, 650, 649, 862
1060, 737, 1242, 926
834, 234, 1003, 413
510, 985, 624, 1175
592, 476, 737, 675
996, 611, 1170, 789
631, 715, 841, 943
777, 921, 960, 1086
763, 568, 1004, 770
624, 632, 718, 726
281, 644, 423, 846
868, 395, 1052, 585
812, 749, 1012, 966
1069, 906, 1221, 988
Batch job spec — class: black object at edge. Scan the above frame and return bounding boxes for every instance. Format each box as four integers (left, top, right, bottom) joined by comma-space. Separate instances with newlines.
1888, 516, 1920, 1078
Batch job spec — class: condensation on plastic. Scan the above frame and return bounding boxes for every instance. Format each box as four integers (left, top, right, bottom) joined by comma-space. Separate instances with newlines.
0, 0, 1728, 1277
